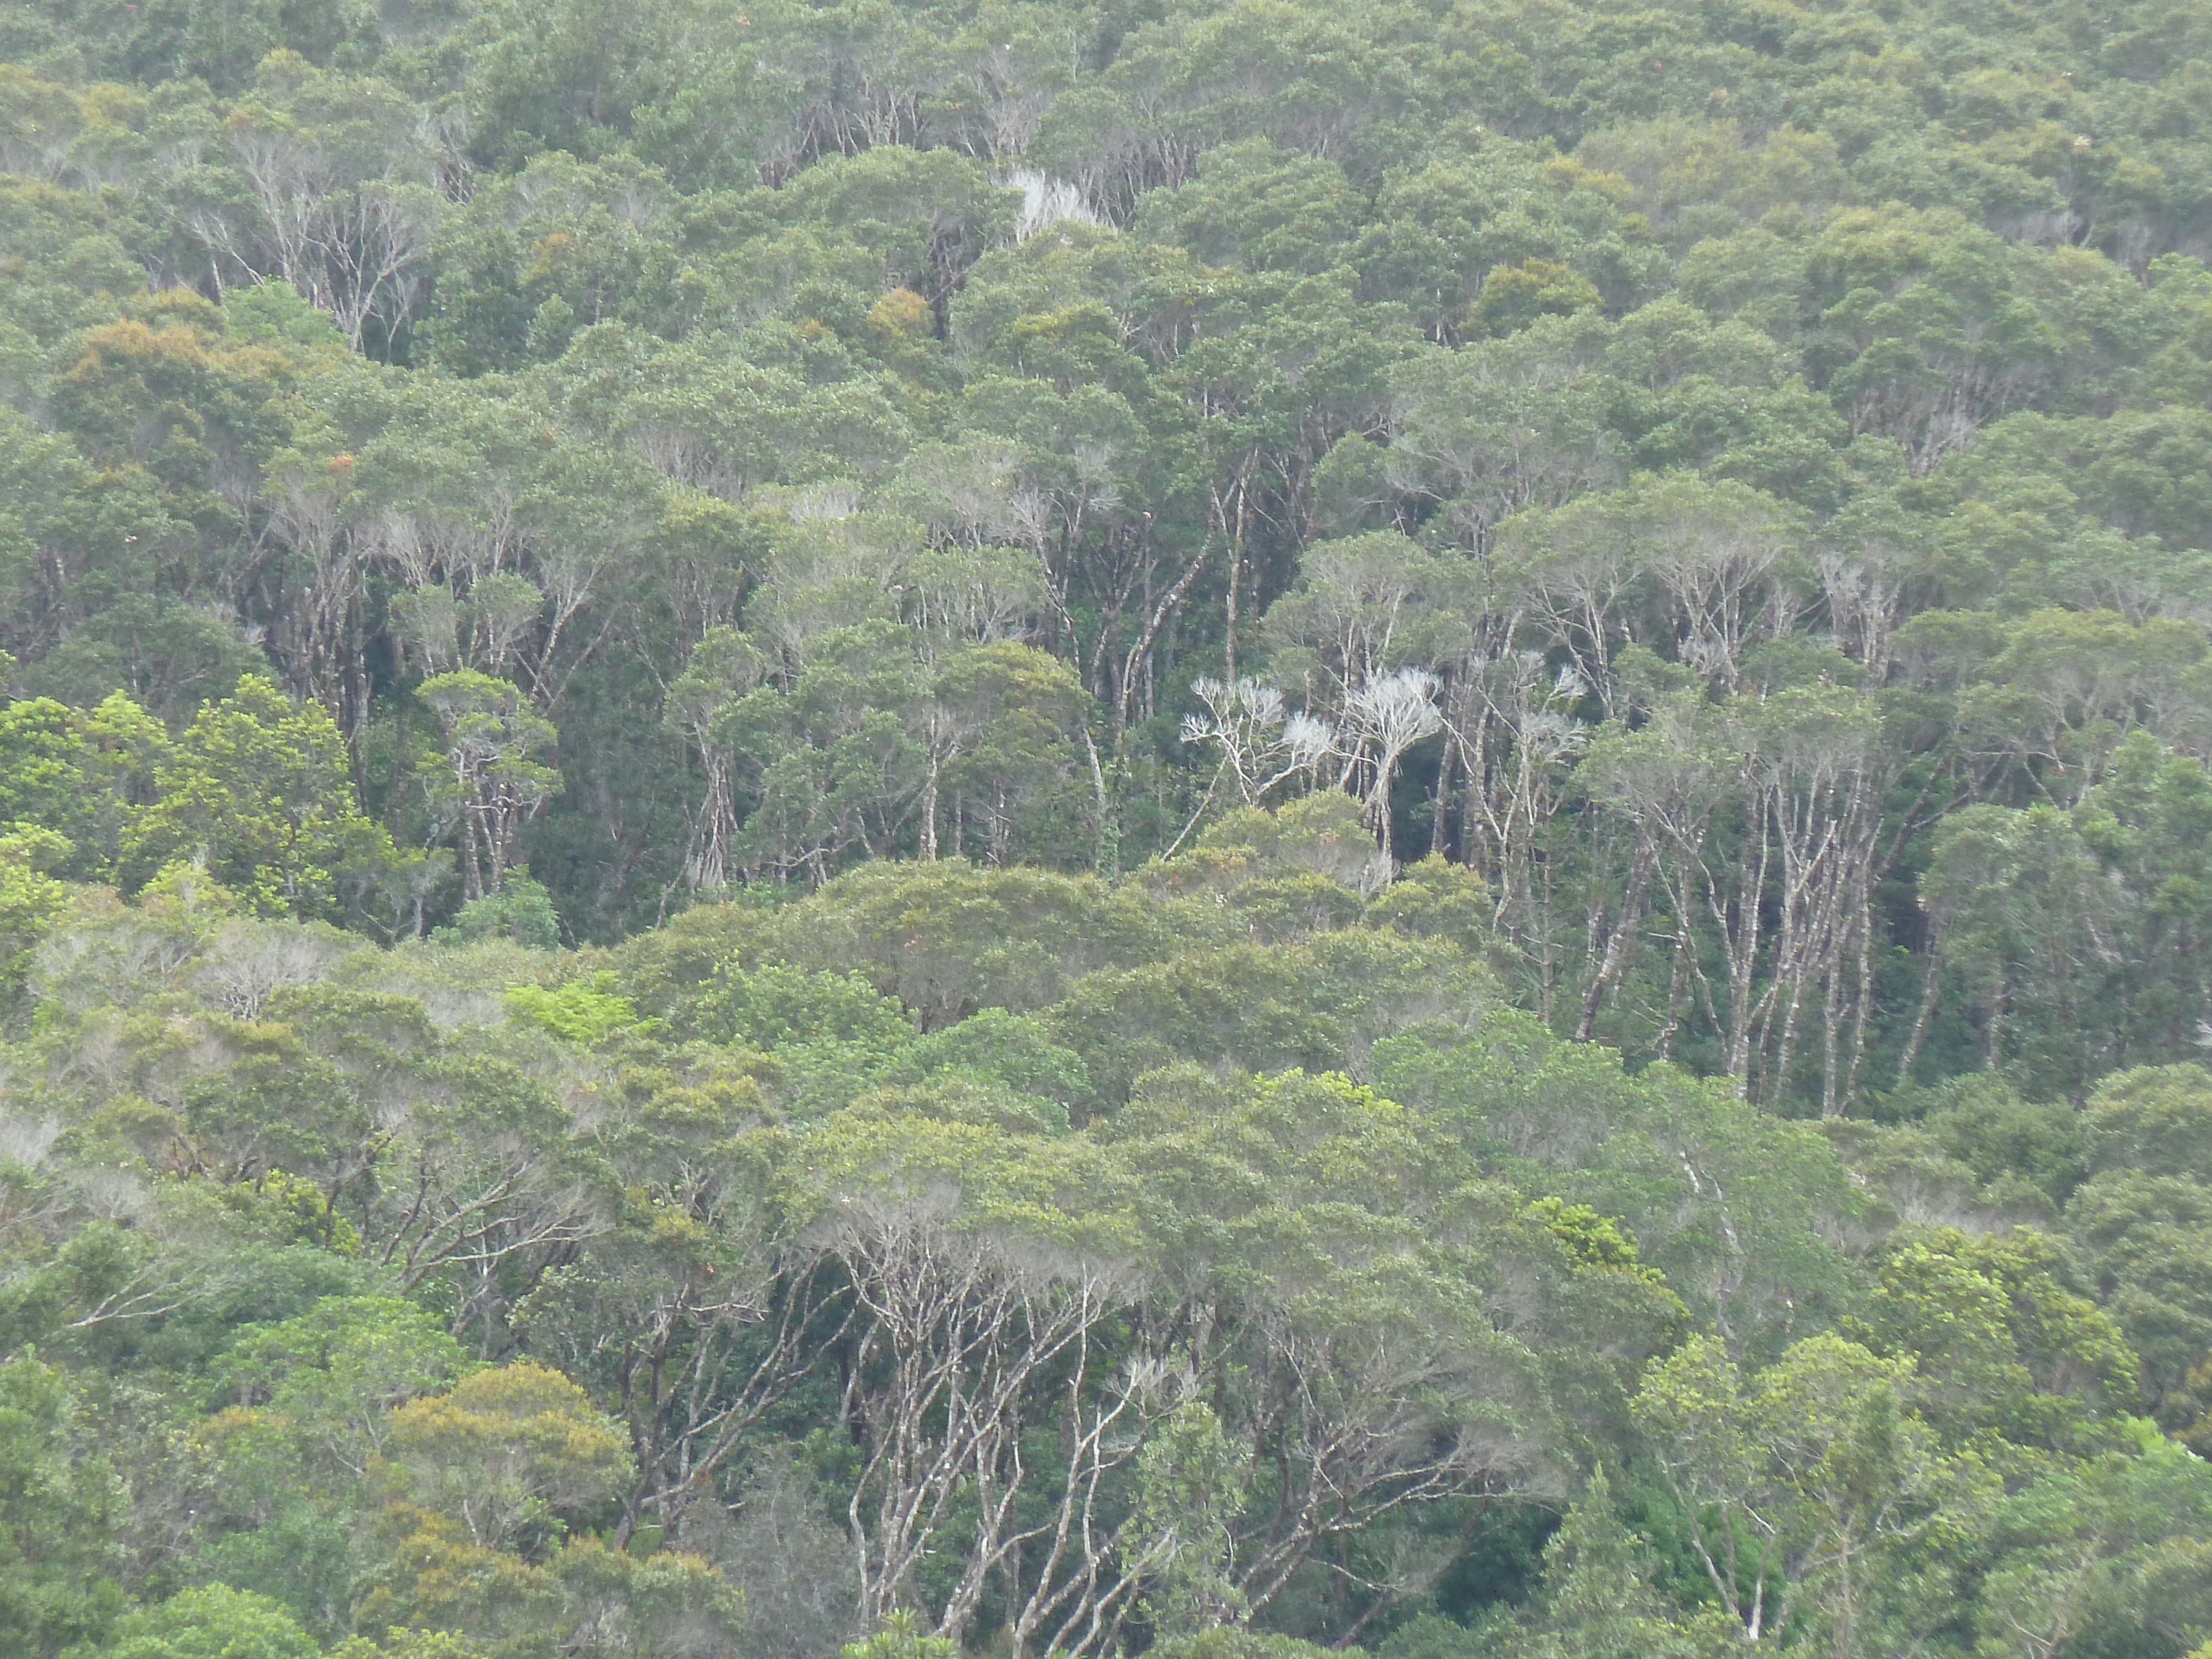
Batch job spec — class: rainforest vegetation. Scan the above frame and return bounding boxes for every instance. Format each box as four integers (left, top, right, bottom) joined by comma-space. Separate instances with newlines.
4, 0, 2212, 1653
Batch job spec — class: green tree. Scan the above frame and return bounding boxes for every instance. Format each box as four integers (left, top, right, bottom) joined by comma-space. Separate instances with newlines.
1634, 1332, 1946, 1653
434, 869, 562, 950
133, 677, 397, 921
1846, 1227, 2138, 1452
1506, 1467, 1734, 1659
0, 825, 69, 1011
378, 1361, 634, 1553
1126, 1401, 1251, 1637
98, 1585, 319, 1659
0, 1352, 124, 1657
414, 673, 561, 904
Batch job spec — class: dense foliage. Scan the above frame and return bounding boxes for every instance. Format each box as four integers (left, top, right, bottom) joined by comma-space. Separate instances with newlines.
4, 0, 2212, 1653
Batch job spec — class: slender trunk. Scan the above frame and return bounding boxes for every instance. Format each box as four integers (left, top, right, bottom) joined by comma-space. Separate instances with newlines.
1834, 1536, 1856, 1659
1221, 470, 1250, 686
1896, 953, 1943, 1089
1657, 926, 1690, 1062
1766, 810, 1823, 1106
1223, 542, 1240, 686
1655, 849, 1705, 1062
1114, 540, 1209, 740
1428, 667, 1455, 859
1722, 791, 1772, 1092
345, 568, 371, 807
1827, 836, 1877, 1115
1577, 834, 1654, 1041
1819, 919, 1850, 1118
1079, 722, 1113, 875
1537, 844, 1556, 1026
457, 786, 485, 900
1839, 879, 1876, 1113
484, 789, 510, 893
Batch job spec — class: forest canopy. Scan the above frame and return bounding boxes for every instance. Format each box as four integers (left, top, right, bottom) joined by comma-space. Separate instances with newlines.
4, 0, 2212, 1655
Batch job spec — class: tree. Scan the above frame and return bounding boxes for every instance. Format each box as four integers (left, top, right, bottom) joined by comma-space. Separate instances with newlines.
1175, 677, 1335, 830
414, 672, 561, 902
1966, 1436, 2212, 1659
1503, 1467, 1734, 1659
0, 826, 70, 1012
189, 55, 444, 353
1917, 745, 2212, 1095
213, 1296, 469, 1475
781, 1108, 1146, 1648
0, 1353, 124, 1658
1104, 1067, 1608, 1627
928, 641, 1091, 866
98, 1585, 319, 1659
1124, 1401, 1251, 1639
10, 1, 2212, 1650
379, 1361, 634, 1553
1633, 1332, 1945, 1653
662, 627, 764, 893
2065, 1066, 2212, 1421
132, 677, 398, 921
434, 869, 562, 950
1846, 1227, 2138, 1452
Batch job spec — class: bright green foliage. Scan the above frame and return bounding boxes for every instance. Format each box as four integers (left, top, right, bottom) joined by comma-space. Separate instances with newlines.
328, 1634, 492, 1659
504, 972, 645, 1046
0, 692, 163, 994
1146, 1632, 1344, 1659
0, 825, 69, 1011
435, 870, 563, 951
697, 963, 913, 1054
1634, 1329, 1953, 1653
212, 1296, 469, 1459
98, 1584, 320, 1659
1848, 1227, 2139, 1451
378, 1361, 634, 1552
130, 679, 399, 921
0, 700, 88, 838
841, 1612, 960, 1659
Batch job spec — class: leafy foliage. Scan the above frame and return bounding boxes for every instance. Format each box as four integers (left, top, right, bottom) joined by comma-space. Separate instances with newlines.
3, 0, 2212, 1653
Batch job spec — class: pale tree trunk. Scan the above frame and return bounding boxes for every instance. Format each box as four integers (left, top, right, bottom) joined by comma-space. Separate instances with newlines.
1578, 833, 1655, 1041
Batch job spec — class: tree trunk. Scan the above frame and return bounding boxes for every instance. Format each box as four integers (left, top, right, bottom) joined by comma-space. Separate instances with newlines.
1577, 834, 1655, 1041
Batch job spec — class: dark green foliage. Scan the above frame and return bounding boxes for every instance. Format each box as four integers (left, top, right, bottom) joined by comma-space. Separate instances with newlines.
0, 1353, 125, 1657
